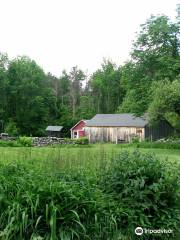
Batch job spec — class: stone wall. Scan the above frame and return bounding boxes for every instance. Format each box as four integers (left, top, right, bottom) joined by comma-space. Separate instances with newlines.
32, 137, 75, 147
0, 136, 82, 147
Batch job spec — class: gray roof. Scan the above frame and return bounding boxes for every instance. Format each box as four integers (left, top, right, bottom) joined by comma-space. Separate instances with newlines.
46, 126, 63, 131
84, 120, 90, 124
86, 114, 148, 127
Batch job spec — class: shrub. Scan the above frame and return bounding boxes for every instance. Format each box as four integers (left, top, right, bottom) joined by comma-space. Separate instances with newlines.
73, 137, 89, 145
0, 140, 21, 147
136, 142, 180, 149
18, 136, 32, 147
131, 136, 140, 143
75, 137, 89, 145
99, 151, 180, 239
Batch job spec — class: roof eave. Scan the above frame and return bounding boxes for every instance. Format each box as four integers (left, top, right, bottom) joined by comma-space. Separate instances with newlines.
86, 125, 146, 127
70, 120, 86, 131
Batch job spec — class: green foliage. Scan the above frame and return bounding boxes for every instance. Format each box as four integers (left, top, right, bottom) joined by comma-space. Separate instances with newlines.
118, 15, 180, 115
131, 136, 140, 143
89, 59, 124, 113
69, 66, 86, 119
0, 163, 116, 240
0, 145, 179, 239
18, 136, 32, 147
59, 137, 89, 146
117, 89, 146, 115
99, 151, 180, 238
148, 79, 180, 130
0, 54, 9, 125
57, 105, 76, 138
0, 140, 21, 147
5, 119, 19, 136
73, 137, 89, 145
165, 112, 180, 131
136, 142, 180, 150
77, 96, 95, 119
0, 137, 32, 147
6, 56, 57, 136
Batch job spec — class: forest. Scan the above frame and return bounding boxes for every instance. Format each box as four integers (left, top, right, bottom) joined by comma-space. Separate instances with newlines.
0, 13, 179, 137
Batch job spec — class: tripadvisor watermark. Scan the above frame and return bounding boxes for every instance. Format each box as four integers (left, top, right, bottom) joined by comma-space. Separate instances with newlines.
135, 227, 173, 236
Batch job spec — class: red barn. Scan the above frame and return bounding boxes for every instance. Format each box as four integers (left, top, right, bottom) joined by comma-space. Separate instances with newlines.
70, 120, 89, 139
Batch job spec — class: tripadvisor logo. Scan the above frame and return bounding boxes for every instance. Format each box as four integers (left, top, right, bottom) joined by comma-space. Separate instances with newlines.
135, 227, 173, 236
135, 227, 143, 235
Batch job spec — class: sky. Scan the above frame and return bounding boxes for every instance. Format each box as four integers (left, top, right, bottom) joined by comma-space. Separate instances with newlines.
0, 0, 179, 76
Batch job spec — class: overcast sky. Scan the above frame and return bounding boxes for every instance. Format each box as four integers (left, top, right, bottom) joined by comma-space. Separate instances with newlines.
0, 0, 179, 76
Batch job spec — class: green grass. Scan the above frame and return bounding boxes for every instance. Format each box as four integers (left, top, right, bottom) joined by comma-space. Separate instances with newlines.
0, 144, 179, 187
0, 144, 179, 239
0, 144, 179, 169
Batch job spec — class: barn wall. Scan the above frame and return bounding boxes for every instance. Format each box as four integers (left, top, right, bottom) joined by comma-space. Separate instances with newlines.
85, 127, 145, 143
145, 121, 175, 140
72, 120, 86, 131
71, 120, 86, 139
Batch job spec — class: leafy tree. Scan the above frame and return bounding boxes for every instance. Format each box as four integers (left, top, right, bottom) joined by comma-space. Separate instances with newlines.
148, 79, 180, 130
69, 66, 86, 118
89, 60, 123, 113
117, 89, 146, 114
7, 56, 56, 136
5, 118, 19, 136
58, 70, 71, 106
58, 105, 76, 137
0, 53, 9, 126
77, 96, 95, 119
119, 15, 180, 115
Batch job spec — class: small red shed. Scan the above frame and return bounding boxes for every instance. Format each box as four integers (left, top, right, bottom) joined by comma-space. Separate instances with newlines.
70, 120, 89, 139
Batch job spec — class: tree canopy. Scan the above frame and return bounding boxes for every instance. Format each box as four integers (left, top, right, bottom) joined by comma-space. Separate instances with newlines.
0, 11, 179, 136
148, 79, 180, 130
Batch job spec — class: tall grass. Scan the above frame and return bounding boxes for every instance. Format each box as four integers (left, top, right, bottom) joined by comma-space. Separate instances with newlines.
0, 162, 117, 239
0, 146, 179, 239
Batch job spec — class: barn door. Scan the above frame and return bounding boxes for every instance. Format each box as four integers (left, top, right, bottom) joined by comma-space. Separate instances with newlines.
117, 128, 128, 142
136, 128, 143, 141
102, 128, 108, 142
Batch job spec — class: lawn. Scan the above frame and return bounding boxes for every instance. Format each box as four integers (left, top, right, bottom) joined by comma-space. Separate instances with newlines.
0, 144, 179, 170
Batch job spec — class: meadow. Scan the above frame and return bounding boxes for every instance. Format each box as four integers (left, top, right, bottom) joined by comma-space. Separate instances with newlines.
0, 144, 179, 169
0, 144, 179, 240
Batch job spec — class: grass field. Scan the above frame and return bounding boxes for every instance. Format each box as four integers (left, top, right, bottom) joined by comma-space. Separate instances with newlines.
0, 144, 179, 239
0, 144, 179, 171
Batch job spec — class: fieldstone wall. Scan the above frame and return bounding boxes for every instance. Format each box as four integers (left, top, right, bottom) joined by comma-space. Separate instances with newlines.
0, 136, 16, 141
32, 137, 74, 147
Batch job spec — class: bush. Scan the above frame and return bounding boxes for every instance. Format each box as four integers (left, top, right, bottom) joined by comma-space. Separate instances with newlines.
136, 142, 180, 149
0, 140, 21, 147
131, 136, 140, 143
99, 151, 180, 239
62, 137, 89, 145
18, 136, 32, 147
73, 137, 89, 145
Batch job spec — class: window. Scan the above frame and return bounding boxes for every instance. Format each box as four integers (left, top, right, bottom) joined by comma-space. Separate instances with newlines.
74, 131, 77, 138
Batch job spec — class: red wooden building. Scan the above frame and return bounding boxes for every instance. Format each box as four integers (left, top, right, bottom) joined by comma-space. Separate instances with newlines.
70, 120, 89, 139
